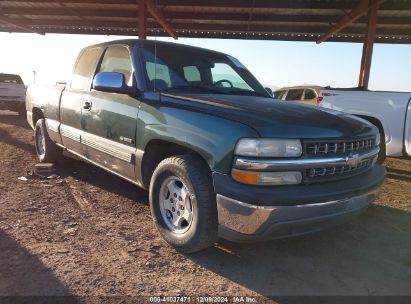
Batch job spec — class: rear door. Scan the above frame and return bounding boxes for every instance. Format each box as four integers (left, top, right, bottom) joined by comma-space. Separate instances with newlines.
60, 47, 102, 155
81, 45, 139, 180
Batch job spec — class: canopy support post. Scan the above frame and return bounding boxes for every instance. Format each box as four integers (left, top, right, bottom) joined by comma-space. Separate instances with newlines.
358, 0, 378, 88
138, 0, 147, 39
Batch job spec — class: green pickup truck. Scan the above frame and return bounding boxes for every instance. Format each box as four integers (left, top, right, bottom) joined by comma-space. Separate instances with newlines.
26, 40, 386, 253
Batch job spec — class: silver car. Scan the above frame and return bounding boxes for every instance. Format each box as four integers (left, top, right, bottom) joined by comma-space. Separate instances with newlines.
0, 73, 27, 116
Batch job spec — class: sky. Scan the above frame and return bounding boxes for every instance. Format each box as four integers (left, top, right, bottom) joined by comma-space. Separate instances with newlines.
0, 32, 410, 92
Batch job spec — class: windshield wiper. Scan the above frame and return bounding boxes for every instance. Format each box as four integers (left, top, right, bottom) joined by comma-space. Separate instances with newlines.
225, 89, 268, 98
161, 85, 228, 95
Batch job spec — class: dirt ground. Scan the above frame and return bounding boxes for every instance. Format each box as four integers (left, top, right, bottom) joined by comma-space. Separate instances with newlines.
0, 110, 411, 302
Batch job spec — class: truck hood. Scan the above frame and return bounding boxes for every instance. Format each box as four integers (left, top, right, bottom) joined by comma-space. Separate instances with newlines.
159, 92, 377, 139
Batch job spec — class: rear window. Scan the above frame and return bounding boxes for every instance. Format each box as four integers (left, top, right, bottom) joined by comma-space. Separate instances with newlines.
274, 90, 286, 99
304, 89, 317, 100
0, 74, 23, 84
285, 89, 304, 101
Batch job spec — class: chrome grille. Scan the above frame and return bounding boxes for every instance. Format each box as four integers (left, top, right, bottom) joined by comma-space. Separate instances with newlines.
306, 158, 372, 179
305, 138, 375, 155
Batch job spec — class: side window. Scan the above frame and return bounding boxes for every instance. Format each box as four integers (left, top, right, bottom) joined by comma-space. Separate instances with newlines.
71, 47, 101, 91
285, 89, 304, 101
304, 89, 317, 100
146, 62, 171, 86
98, 46, 134, 86
183, 66, 201, 83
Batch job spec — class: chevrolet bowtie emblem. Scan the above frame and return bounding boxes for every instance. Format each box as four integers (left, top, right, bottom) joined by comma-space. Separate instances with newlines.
346, 153, 361, 167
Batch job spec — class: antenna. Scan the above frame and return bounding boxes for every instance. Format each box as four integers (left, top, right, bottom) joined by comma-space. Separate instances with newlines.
153, 0, 158, 92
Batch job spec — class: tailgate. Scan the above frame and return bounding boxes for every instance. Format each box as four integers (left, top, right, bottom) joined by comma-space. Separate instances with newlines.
0, 83, 26, 100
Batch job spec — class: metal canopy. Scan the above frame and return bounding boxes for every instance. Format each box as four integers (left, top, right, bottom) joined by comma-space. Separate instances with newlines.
0, 0, 410, 44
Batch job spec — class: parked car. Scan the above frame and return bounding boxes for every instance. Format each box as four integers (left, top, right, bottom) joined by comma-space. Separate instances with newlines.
318, 87, 411, 163
275, 86, 322, 105
26, 40, 385, 253
0, 73, 26, 116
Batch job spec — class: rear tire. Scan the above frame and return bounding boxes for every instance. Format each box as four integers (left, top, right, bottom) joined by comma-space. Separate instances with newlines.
34, 119, 62, 163
149, 155, 218, 253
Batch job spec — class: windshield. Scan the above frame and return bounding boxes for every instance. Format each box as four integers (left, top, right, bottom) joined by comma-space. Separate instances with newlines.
0, 74, 23, 84
141, 43, 269, 97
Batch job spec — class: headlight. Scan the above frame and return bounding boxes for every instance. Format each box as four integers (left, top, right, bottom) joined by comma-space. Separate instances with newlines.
235, 138, 302, 157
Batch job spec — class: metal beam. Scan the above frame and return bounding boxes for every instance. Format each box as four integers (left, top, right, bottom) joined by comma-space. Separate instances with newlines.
146, 0, 177, 39
138, 0, 147, 39
0, 14, 44, 35
317, 0, 385, 44
2, 8, 411, 26
358, 0, 379, 88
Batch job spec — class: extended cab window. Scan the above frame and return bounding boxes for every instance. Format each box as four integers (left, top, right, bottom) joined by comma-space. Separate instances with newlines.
71, 47, 101, 91
99, 46, 134, 86
285, 89, 304, 101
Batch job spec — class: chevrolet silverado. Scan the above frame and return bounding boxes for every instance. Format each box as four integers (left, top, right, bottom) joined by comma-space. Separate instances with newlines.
26, 40, 386, 253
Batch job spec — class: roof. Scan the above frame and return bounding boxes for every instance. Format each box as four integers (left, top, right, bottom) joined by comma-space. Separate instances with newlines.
86, 38, 232, 55
0, 0, 410, 43
275, 85, 324, 91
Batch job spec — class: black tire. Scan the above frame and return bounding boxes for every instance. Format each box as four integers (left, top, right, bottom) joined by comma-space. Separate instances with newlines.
377, 130, 386, 164
149, 155, 218, 253
34, 119, 62, 163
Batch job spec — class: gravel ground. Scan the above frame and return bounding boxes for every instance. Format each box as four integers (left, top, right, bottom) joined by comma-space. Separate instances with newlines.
0, 110, 411, 302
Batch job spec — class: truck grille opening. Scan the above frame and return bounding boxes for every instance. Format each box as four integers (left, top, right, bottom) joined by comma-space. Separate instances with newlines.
305, 138, 375, 155
306, 158, 372, 180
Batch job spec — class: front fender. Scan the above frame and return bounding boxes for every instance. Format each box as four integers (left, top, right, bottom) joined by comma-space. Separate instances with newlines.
136, 102, 259, 174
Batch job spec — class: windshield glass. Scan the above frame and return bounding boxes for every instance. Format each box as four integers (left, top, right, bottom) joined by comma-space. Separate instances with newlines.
141, 43, 269, 97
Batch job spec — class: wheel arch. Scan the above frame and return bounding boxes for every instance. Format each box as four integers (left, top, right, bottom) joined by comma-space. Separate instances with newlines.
32, 107, 45, 127
356, 115, 385, 140
140, 139, 212, 190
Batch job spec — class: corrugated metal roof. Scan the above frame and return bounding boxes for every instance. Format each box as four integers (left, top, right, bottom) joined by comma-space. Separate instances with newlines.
0, 0, 410, 43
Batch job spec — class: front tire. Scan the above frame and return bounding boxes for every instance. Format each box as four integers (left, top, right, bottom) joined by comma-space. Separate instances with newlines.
34, 119, 62, 163
149, 155, 218, 253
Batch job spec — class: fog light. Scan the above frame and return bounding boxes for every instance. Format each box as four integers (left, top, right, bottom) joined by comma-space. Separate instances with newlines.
232, 169, 302, 186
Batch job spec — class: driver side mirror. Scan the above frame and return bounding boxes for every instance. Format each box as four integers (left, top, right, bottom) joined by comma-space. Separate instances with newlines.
265, 87, 274, 97
93, 72, 133, 94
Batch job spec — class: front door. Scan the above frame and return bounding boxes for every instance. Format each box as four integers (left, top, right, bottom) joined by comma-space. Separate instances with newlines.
60, 47, 102, 155
81, 45, 140, 180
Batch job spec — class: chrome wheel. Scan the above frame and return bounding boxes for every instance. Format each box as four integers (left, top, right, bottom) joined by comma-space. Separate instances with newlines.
35, 126, 45, 156
159, 176, 193, 234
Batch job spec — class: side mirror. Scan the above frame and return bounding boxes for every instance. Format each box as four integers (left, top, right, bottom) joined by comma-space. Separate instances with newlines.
93, 72, 133, 94
265, 87, 274, 97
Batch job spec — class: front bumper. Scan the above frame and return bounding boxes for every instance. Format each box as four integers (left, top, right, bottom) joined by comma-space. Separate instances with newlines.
215, 165, 386, 242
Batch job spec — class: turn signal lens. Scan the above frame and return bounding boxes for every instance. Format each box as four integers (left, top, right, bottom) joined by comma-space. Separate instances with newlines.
232, 169, 302, 186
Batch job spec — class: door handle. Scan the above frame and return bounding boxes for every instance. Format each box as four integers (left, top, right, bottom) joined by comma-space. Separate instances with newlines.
83, 101, 92, 110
